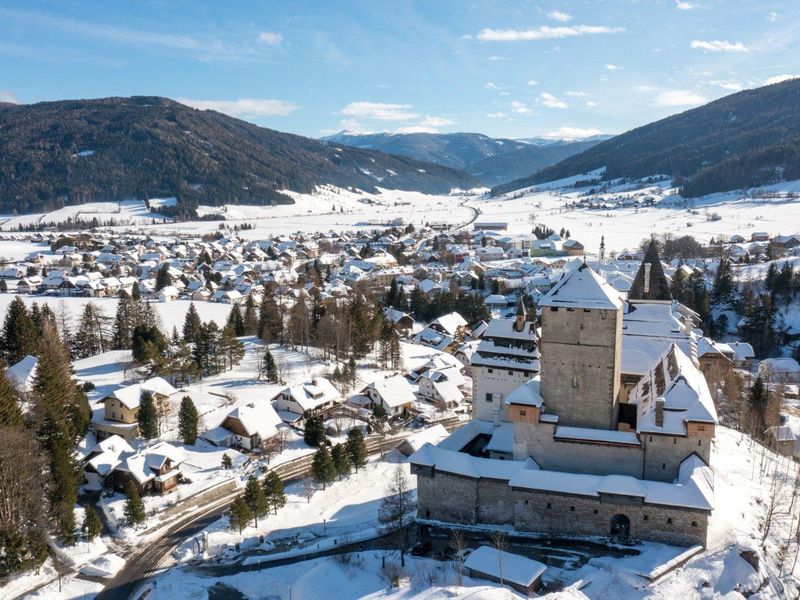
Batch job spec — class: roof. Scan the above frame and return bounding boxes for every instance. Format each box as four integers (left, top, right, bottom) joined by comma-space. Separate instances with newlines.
464, 546, 546, 587
6, 355, 38, 394
224, 402, 282, 438
539, 263, 622, 310
365, 374, 416, 408
628, 241, 672, 302
505, 378, 542, 407
108, 377, 178, 410
276, 378, 341, 413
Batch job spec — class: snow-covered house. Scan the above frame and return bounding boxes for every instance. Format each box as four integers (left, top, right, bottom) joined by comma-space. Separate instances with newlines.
360, 374, 416, 416
758, 358, 800, 384
464, 546, 546, 596
6, 355, 38, 398
202, 402, 283, 450
112, 441, 185, 495
272, 378, 342, 420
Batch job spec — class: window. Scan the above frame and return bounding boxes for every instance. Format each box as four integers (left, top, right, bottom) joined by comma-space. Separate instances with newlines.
508, 370, 514, 376
519, 410, 527, 416
643, 515, 649, 521
673, 438, 677, 444
593, 509, 598, 515
570, 506, 575, 512
550, 307, 558, 312
546, 502, 552, 509
584, 309, 590, 313
485, 393, 492, 402
667, 518, 673, 524
662, 463, 666, 470
691, 521, 698, 528
698, 440, 702, 446
488, 368, 493, 374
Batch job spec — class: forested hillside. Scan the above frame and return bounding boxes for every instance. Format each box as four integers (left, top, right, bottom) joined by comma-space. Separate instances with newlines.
0, 97, 479, 216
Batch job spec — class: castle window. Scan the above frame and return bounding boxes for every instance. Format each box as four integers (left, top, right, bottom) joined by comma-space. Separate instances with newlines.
550, 307, 558, 312
488, 368, 493, 374
567, 308, 575, 312
691, 521, 698, 527
662, 463, 666, 470
546, 502, 552, 509
673, 438, 676, 444
643, 515, 649, 521
583, 309, 590, 313
570, 506, 575, 512
525, 500, 529, 505
667, 518, 673, 524
600, 309, 608, 320
593, 509, 598, 514
520, 410, 527, 416
485, 393, 492, 402
508, 370, 514, 376
698, 440, 702, 446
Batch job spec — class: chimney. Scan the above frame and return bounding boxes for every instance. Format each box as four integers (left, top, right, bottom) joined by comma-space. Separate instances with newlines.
492, 393, 503, 427
655, 397, 665, 428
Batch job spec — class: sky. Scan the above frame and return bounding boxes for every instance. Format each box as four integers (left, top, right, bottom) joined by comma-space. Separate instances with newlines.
0, 1, 798, 140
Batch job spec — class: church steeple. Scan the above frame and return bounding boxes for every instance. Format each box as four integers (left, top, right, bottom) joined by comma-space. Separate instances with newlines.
513, 296, 528, 332
628, 240, 672, 302
599, 235, 606, 263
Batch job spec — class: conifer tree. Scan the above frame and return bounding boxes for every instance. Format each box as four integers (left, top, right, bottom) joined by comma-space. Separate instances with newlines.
258, 288, 282, 343
113, 291, 136, 349
263, 471, 286, 515
137, 390, 159, 439
178, 396, 199, 445
0, 370, 23, 427
221, 453, 233, 469
227, 304, 246, 337
312, 445, 336, 490
243, 295, 259, 336
346, 428, 367, 472
389, 330, 403, 371
82, 506, 102, 541
229, 496, 252, 533
243, 476, 269, 526
261, 349, 279, 383
1, 297, 37, 364
182, 303, 203, 344
73, 303, 107, 358
194, 321, 222, 376
155, 263, 172, 291
331, 443, 351, 480
303, 414, 325, 447
123, 480, 145, 526
219, 323, 245, 370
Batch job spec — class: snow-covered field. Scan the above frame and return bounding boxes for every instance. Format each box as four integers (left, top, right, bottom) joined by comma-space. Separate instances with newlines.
0, 199, 171, 230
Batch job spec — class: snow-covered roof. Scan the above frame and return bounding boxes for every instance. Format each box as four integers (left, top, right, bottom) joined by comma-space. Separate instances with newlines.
505, 377, 542, 408
277, 378, 341, 413
539, 263, 622, 310
108, 377, 178, 410
6, 355, 38, 394
464, 546, 546, 587
364, 374, 416, 408
224, 402, 282, 439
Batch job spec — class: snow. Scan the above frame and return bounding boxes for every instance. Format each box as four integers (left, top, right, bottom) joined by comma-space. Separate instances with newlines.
78, 553, 126, 578
0, 199, 171, 230
540, 263, 623, 310
464, 545, 547, 587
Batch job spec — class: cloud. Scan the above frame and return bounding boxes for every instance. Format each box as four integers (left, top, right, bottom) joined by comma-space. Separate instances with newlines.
538, 92, 567, 109
653, 90, 708, 107
604, 63, 622, 71
675, 1, 696, 10
484, 81, 499, 89
527, 80, 539, 86
177, 97, 298, 117
257, 32, 283, 45
547, 10, 572, 22
690, 40, 748, 53
511, 101, 534, 115
711, 80, 745, 91
768, 11, 780, 22
585, 101, 597, 107
341, 101, 419, 121
396, 116, 456, 134
488, 55, 507, 61
487, 112, 506, 119
469, 25, 624, 42
0, 90, 19, 104
541, 126, 604, 140
764, 74, 798, 85
565, 90, 589, 97
634, 84, 657, 92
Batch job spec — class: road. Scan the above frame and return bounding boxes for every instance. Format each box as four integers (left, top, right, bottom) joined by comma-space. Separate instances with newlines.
94, 431, 413, 600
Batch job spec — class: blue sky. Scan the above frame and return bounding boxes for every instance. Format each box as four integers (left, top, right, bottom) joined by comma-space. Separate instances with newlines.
0, 1, 798, 139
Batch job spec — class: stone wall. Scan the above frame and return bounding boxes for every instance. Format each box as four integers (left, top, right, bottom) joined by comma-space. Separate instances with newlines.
642, 433, 712, 482
414, 469, 709, 547
539, 306, 622, 429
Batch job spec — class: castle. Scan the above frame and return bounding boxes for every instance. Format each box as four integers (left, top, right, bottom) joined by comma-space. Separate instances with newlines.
411, 247, 717, 547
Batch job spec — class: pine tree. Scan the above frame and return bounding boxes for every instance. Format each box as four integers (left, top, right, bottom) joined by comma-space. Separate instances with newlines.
0, 279, 7, 293
0, 370, 23, 427
178, 396, 199, 445
1, 297, 37, 364
258, 288, 282, 343
221, 453, 233, 469
331, 443, 351, 480
137, 391, 159, 439
243, 476, 269, 526
229, 496, 252, 533
346, 428, 367, 472
155, 264, 172, 291
389, 330, 403, 371
263, 471, 286, 514
227, 304, 246, 337
288, 296, 310, 349
261, 348, 279, 383
182, 303, 203, 344
82, 506, 102, 541
312, 445, 336, 490
219, 323, 245, 370
123, 480, 145, 526
194, 321, 222, 376
243, 295, 259, 336
73, 303, 106, 358
303, 414, 325, 447
112, 291, 136, 349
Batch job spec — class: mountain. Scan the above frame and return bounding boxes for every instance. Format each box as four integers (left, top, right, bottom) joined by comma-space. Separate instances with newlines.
321, 131, 606, 185
0, 97, 480, 216
492, 78, 800, 197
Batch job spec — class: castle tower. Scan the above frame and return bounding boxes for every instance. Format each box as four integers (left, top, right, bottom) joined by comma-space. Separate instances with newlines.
628, 240, 672, 302
539, 263, 623, 429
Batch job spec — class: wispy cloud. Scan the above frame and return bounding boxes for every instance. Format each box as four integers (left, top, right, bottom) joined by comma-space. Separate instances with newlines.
585, 101, 597, 107
547, 11, 572, 23
488, 55, 507, 61
711, 80, 745, 91
468, 25, 624, 42
487, 112, 506, 119
510, 100, 533, 115
396, 116, 456, 134
177, 98, 299, 117
764, 74, 798, 85
604, 63, 622, 71
341, 101, 419, 121
484, 81, 499, 90
0, 90, 19, 104
565, 90, 589, 97
257, 32, 283, 45
675, 1, 696, 10
768, 11, 780, 22
538, 92, 567, 109
541, 126, 604, 140
527, 80, 539, 86
653, 90, 708, 106
690, 40, 748, 53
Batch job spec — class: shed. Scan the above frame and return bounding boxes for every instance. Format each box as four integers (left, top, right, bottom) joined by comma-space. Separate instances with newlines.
463, 546, 546, 596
